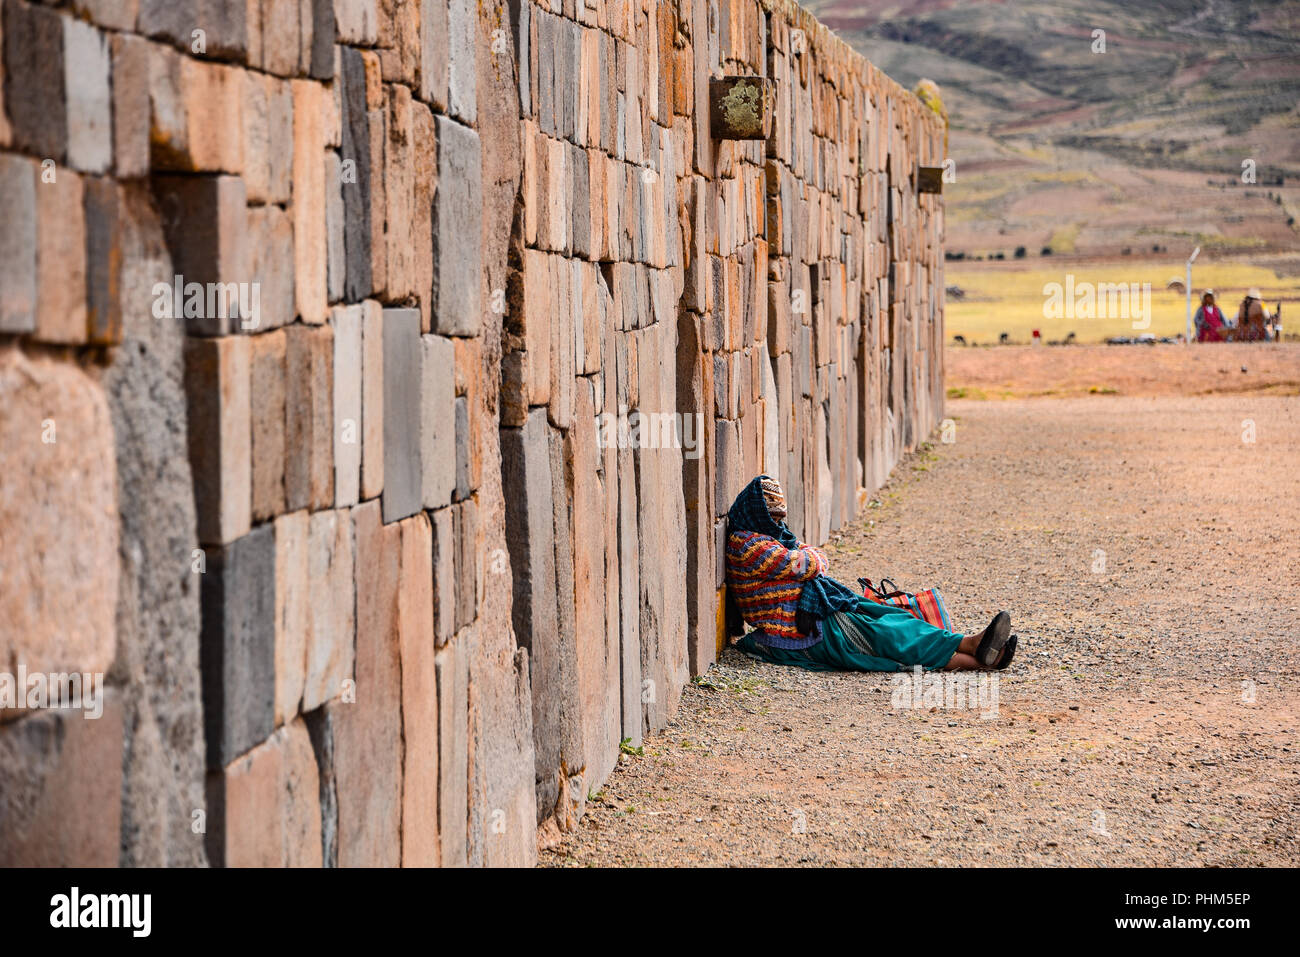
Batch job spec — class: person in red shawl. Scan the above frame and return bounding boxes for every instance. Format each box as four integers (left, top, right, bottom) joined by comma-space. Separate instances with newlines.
1194, 290, 1226, 342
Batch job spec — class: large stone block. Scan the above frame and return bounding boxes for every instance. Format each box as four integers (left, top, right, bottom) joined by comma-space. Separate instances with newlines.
454, 497, 478, 629
84, 175, 124, 345
331, 499, 402, 866
247, 203, 295, 331
431, 115, 481, 336
381, 308, 420, 523
284, 323, 334, 511
332, 304, 362, 507
3, 0, 66, 160
398, 513, 439, 866
152, 174, 250, 336
0, 155, 35, 334
249, 329, 287, 522
447, 0, 476, 123
0, 689, 123, 866
199, 522, 275, 769
360, 299, 384, 499
303, 509, 355, 711
430, 505, 456, 645
63, 17, 112, 175
33, 168, 87, 345
292, 78, 328, 323
383, 83, 414, 301
419, 0, 448, 109
335, 0, 378, 44
111, 32, 150, 178
339, 45, 373, 302
326, 149, 345, 303
436, 641, 468, 866
184, 335, 252, 545
273, 510, 309, 726
206, 718, 323, 867
421, 333, 456, 509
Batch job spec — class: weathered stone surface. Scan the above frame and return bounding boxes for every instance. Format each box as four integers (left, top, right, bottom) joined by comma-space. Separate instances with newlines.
272, 510, 309, 726
247, 203, 295, 331
111, 32, 151, 178
383, 83, 414, 301
184, 335, 252, 545
0, 155, 35, 334
419, 0, 448, 109
421, 333, 456, 509
360, 299, 384, 499
431, 115, 481, 336
430, 505, 456, 645
331, 499, 402, 866
33, 168, 87, 344
206, 718, 323, 867
436, 641, 468, 866
454, 497, 478, 628
250, 329, 287, 521
335, 0, 378, 44
381, 308, 420, 523
63, 17, 113, 174
326, 149, 345, 303
293, 78, 329, 323
3, 0, 66, 161
447, 0, 476, 123
285, 323, 334, 510
152, 174, 249, 336
332, 304, 362, 506
339, 45, 373, 301
398, 513, 439, 866
303, 509, 355, 711
84, 176, 125, 345
199, 522, 275, 769
0, 689, 123, 866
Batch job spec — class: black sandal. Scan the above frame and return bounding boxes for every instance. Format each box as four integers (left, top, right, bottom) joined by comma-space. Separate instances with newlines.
994, 633, 1018, 670
975, 611, 1011, 668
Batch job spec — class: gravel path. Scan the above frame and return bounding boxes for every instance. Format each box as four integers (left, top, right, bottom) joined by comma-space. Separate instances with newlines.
543, 363, 1300, 866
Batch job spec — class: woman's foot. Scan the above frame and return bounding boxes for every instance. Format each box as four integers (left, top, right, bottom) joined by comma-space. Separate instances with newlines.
975, 611, 1011, 668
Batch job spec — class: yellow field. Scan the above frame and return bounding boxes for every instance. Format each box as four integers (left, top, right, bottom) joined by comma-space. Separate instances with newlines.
944, 259, 1300, 343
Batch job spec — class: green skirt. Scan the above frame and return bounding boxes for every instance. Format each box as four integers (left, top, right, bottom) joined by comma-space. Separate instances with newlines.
737, 601, 962, 673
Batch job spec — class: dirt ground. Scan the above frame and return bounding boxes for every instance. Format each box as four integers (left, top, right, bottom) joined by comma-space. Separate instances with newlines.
543, 343, 1300, 867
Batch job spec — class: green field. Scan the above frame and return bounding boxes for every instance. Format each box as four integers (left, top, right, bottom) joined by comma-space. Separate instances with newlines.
944, 259, 1300, 343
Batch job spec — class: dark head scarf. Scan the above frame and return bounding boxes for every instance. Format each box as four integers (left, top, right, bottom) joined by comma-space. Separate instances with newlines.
726, 475, 863, 620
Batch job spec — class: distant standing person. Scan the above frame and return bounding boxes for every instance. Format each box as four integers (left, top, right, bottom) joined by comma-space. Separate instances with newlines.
1194, 290, 1226, 342
1234, 288, 1273, 342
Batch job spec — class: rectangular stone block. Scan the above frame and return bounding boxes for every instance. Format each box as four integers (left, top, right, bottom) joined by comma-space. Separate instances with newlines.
63, 17, 112, 175
200, 522, 275, 768
267, 78, 294, 203
111, 32, 150, 178
175, 57, 244, 173
152, 174, 249, 336
185, 336, 252, 546
412, 98, 436, 331
303, 509, 355, 710
384, 83, 414, 302
429, 505, 455, 646
0, 156, 37, 334
3, 0, 66, 161
436, 642, 468, 867
332, 304, 362, 506
381, 308, 420, 523
335, 0, 378, 45
453, 395, 470, 501
293, 79, 329, 323
339, 45, 372, 301
83, 175, 123, 345
284, 323, 335, 511
332, 498, 402, 866
247, 203, 295, 331
250, 329, 287, 522
257, 0, 300, 76
206, 719, 323, 867
447, 0, 476, 123
273, 509, 309, 726
398, 513, 439, 866
454, 497, 478, 629
0, 689, 123, 867
419, 0, 448, 109
326, 149, 345, 303
431, 115, 481, 336
421, 333, 456, 509
360, 299, 384, 499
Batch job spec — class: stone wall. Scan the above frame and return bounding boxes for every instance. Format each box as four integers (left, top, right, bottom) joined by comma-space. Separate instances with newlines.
0, 0, 943, 867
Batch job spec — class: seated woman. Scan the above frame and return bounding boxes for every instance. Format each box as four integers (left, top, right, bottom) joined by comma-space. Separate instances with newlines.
726, 475, 1015, 672
1194, 290, 1226, 342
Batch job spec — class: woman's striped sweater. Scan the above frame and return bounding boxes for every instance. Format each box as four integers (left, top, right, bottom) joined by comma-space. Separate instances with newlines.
726, 529, 829, 647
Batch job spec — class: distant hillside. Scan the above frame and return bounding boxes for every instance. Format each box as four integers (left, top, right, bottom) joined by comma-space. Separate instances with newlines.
804, 0, 1300, 261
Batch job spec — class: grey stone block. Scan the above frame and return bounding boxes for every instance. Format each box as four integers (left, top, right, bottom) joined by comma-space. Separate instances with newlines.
339, 45, 372, 302
435, 643, 468, 866
430, 505, 456, 646
421, 333, 456, 509
453, 394, 470, 502
381, 308, 421, 523
420, 0, 448, 110
431, 116, 481, 336
200, 523, 276, 769
454, 497, 477, 629
309, 0, 334, 80
447, 0, 476, 123
326, 150, 345, 304
3, 0, 67, 161
0, 155, 36, 334
63, 17, 112, 175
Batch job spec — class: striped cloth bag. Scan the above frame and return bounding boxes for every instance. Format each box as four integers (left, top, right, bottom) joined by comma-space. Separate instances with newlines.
858, 578, 954, 632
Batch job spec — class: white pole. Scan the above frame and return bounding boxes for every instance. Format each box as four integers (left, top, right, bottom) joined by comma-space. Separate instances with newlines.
1185, 246, 1200, 343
